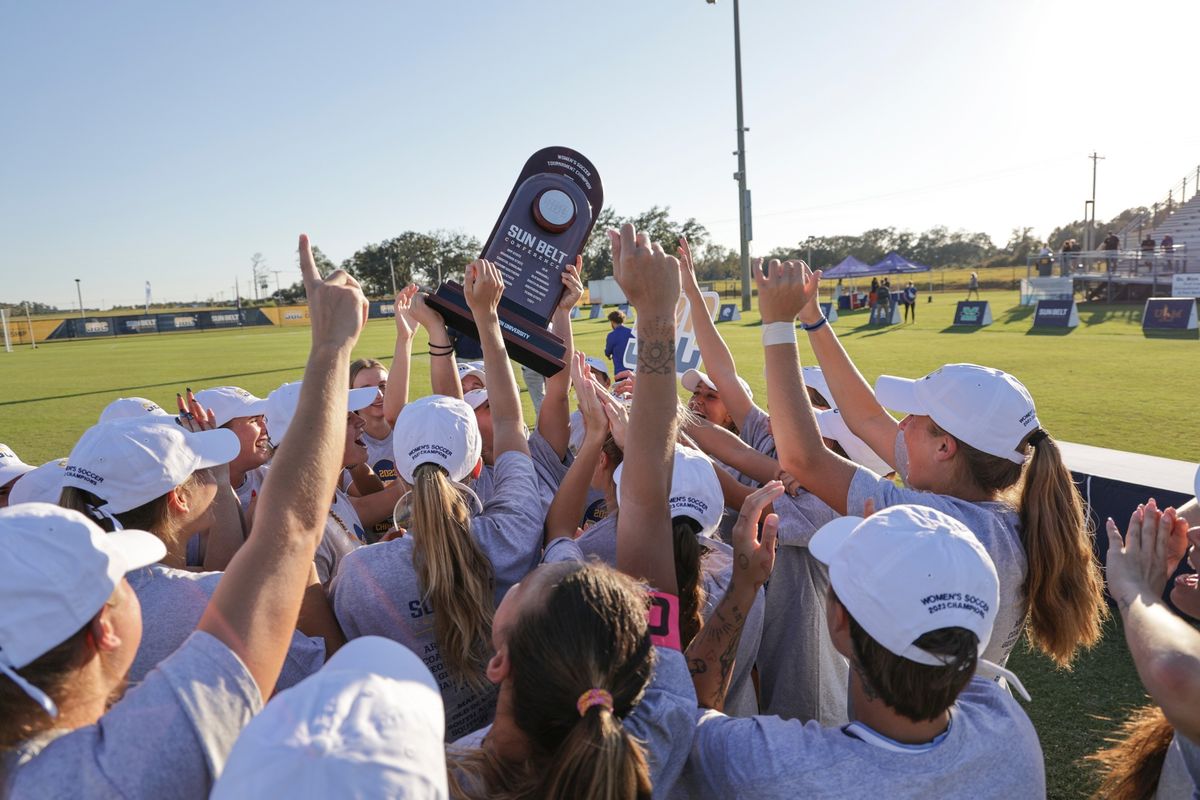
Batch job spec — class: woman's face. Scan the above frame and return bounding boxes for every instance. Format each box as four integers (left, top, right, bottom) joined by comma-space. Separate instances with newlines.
342, 412, 368, 468
226, 415, 271, 471
352, 367, 388, 422
462, 374, 486, 394
104, 579, 144, 690
689, 386, 732, 429
896, 414, 945, 489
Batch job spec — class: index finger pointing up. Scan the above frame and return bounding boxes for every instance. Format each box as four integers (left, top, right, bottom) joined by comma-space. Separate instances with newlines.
298, 234, 320, 291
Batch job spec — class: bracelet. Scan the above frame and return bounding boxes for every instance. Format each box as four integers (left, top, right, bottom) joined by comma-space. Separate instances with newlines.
801, 316, 828, 332
761, 321, 798, 347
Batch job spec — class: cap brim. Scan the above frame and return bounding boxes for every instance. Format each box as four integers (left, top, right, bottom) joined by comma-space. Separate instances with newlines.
802, 367, 833, 408
189, 428, 242, 469
348, 387, 379, 412
464, 390, 489, 410
809, 516, 864, 566
816, 410, 893, 476
0, 462, 35, 487
874, 375, 926, 415
681, 369, 714, 393
107, 529, 168, 571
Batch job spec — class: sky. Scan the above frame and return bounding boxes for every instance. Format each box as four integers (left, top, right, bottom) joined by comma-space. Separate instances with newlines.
3, 0, 1199, 310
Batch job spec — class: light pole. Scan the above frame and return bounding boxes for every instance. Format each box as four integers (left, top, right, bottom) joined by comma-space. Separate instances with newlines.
74, 279, 84, 321
709, 0, 753, 311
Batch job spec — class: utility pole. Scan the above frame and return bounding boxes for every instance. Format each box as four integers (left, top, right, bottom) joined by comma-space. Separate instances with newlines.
1086, 151, 1104, 252
388, 257, 398, 298
25, 302, 37, 349
75, 279, 84, 321
707, 0, 753, 312
271, 270, 285, 295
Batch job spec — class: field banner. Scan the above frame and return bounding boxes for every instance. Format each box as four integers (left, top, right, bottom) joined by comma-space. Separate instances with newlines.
1033, 299, 1079, 329
623, 291, 719, 376
588, 304, 602, 319
819, 302, 839, 323
1172, 274, 1200, 298
1142, 298, 1198, 330
717, 303, 742, 323
953, 301, 992, 326
369, 301, 395, 319
869, 303, 900, 326
121, 316, 158, 334
157, 314, 199, 332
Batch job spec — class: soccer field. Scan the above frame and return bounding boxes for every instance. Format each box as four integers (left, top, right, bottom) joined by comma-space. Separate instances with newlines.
1, 289, 1195, 797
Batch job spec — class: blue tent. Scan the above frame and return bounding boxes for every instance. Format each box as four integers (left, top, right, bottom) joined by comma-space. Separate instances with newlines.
870, 252, 931, 274
821, 255, 874, 278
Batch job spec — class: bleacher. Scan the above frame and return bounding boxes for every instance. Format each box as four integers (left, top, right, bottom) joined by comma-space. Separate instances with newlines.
1140, 191, 1200, 264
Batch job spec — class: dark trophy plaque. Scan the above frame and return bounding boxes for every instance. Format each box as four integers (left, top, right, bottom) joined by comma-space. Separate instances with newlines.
426, 146, 604, 376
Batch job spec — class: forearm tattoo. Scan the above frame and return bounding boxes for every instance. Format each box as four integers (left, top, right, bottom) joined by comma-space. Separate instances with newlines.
637, 318, 675, 375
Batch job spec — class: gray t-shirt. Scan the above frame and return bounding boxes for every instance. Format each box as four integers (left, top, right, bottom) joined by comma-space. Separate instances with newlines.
1158, 734, 1200, 799
126, 564, 325, 691
330, 450, 542, 741
757, 490, 848, 725
362, 427, 397, 485
473, 431, 567, 517
315, 487, 366, 585
690, 676, 1044, 799
1, 631, 261, 800
234, 465, 268, 511
847, 468, 1028, 666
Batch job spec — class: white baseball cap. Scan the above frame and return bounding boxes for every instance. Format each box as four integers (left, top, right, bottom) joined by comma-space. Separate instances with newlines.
681, 368, 754, 400
875, 364, 1039, 465
816, 409, 892, 476
0, 503, 165, 716
585, 355, 610, 379
802, 366, 835, 409
62, 418, 240, 514
264, 382, 379, 448
98, 397, 172, 424
393, 395, 482, 484
0, 444, 34, 487
194, 386, 268, 427
615, 445, 723, 537
8, 458, 67, 506
809, 504, 1026, 699
464, 389, 489, 411
457, 361, 486, 385
212, 637, 447, 800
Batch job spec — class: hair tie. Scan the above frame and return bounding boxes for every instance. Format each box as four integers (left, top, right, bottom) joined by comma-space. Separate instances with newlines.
1028, 429, 1049, 448
576, 688, 614, 717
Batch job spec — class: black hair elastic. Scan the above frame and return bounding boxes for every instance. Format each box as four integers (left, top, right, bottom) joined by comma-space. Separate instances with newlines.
1028, 429, 1049, 448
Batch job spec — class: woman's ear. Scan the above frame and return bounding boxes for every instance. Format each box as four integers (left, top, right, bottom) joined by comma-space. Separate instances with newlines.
486, 644, 510, 685
165, 484, 189, 515
88, 606, 123, 653
933, 431, 959, 463
825, 593, 852, 659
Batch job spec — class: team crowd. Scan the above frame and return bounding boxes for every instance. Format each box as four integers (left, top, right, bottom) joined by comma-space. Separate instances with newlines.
1, 227, 1198, 798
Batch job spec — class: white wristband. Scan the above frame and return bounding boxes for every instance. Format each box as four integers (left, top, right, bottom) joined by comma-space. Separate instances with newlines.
761, 321, 798, 347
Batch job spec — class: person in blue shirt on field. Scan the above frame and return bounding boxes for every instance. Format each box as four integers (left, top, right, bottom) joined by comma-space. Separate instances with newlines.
604, 309, 634, 375
902, 280, 917, 323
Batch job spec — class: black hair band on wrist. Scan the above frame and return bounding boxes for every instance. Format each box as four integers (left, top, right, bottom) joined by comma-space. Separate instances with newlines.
801, 316, 828, 332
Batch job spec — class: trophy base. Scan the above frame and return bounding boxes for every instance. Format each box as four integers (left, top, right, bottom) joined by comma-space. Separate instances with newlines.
426, 282, 566, 377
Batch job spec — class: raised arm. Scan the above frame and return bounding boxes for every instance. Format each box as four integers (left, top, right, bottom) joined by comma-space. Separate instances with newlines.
464, 259, 529, 458
684, 416, 786, 487
760, 260, 858, 515
611, 223, 680, 594
382, 284, 419, 427
538, 258, 583, 458
686, 482, 781, 709
408, 290, 463, 399
544, 354, 608, 546
796, 274, 899, 469
197, 234, 367, 698
1106, 501, 1200, 742
678, 236, 755, 430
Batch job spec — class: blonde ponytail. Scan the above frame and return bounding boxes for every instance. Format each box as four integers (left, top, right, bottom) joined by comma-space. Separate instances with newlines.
409, 463, 494, 691
1085, 705, 1175, 800
1017, 434, 1107, 666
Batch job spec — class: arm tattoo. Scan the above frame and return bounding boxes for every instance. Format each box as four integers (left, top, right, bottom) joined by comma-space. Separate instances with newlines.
637, 319, 675, 375
688, 658, 708, 676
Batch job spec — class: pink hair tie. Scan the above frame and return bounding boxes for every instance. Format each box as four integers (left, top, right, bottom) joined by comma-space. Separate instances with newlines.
576, 688, 614, 717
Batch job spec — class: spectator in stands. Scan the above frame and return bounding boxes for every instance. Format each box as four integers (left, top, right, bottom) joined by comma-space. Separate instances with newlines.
901, 280, 917, 323
966, 271, 980, 300
1162, 233, 1175, 272
1142, 234, 1157, 271
605, 309, 634, 376
1103, 231, 1120, 273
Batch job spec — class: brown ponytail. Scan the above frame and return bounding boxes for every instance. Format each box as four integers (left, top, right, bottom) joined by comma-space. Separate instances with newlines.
1085, 705, 1175, 800
671, 517, 707, 650
448, 562, 655, 800
951, 428, 1106, 667
0, 624, 90, 750
409, 462, 494, 691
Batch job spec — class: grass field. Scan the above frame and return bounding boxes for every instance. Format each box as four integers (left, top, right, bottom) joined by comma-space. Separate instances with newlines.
1, 288, 1197, 797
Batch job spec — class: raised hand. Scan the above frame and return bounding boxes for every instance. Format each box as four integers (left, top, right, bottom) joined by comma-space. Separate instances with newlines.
753, 258, 822, 325
571, 353, 609, 442
559, 256, 584, 311
393, 284, 421, 341
1106, 499, 1190, 602
678, 235, 702, 297
730, 481, 783, 591
608, 223, 680, 318
176, 387, 217, 432
300, 233, 368, 351
611, 369, 635, 399
463, 259, 504, 318
597, 389, 629, 450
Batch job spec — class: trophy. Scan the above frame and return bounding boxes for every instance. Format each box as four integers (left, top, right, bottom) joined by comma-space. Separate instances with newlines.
426, 146, 604, 376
